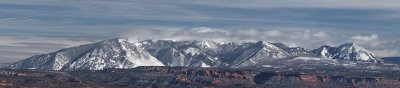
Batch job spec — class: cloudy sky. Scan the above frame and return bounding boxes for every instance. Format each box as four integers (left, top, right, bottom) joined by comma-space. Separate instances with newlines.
0, 0, 399, 63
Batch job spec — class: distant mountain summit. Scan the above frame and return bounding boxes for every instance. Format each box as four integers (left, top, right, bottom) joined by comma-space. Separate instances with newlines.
9, 38, 384, 70
312, 43, 382, 63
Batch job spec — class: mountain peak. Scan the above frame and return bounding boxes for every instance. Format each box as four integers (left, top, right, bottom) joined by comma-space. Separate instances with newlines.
342, 43, 356, 46
340, 43, 361, 48
313, 43, 382, 63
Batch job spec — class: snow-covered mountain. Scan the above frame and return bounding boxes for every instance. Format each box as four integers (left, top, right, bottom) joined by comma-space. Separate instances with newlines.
139, 40, 318, 68
138, 40, 224, 67
9, 39, 164, 70
312, 43, 383, 63
226, 41, 317, 67
9, 38, 383, 70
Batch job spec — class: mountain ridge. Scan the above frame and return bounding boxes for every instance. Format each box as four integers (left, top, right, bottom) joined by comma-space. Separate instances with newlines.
312, 43, 382, 63
8, 38, 383, 70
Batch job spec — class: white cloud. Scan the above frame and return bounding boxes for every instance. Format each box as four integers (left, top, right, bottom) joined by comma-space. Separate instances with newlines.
118, 27, 400, 57
236, 29, 259, 36
264, 30, 282, 37
0, 36, 94, 62
351, 34, 379, 41
193, 27, 218, 33
371, 50, 400, 57
294, 30, 312, 39
312, 31, 329, 38
118, 27, 367, 46
0, 36, 92, 47
119, 27, 269, 42
119, 27, 341, 48
349, 34, 383, 48
192, 27, 230, 35
119, 26, 234, 41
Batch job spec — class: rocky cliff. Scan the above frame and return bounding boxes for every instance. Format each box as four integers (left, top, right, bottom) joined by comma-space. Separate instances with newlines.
135, 66, 400, 88
1, 67, 400, 88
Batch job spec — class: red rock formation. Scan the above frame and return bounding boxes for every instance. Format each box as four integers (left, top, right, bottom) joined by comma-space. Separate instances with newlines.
2, 67, 400, 87
175, 74, 192, 83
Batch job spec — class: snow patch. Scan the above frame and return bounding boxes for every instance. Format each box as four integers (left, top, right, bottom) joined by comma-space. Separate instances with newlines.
291, 57, 329, 61
358, 53, 370, 61
320, 47, 328, 58
262, 65, 272, 68
184, 47, 201, 55
133, 43, 143, 47
200, 61, 210, 67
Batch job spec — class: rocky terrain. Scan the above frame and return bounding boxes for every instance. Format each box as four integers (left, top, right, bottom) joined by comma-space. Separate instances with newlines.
1, 66, 400, 88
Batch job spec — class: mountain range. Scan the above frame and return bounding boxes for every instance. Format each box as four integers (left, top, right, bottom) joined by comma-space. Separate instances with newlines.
8, 38, 383, 70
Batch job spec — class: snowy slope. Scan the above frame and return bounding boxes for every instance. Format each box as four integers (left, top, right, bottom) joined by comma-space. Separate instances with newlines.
312, 45, 336, 58
228, 41, 320, 67
139, 40, 223, 67
228, 41, 289, 67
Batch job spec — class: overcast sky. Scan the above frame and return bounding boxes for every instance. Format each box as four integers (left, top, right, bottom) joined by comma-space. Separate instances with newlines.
0, 0, 399, 63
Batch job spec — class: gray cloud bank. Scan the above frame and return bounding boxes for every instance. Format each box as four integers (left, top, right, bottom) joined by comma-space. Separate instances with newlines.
1, 26, 399, 63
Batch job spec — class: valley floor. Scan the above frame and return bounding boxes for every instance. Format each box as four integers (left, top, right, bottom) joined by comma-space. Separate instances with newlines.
1, 66, 400, 88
